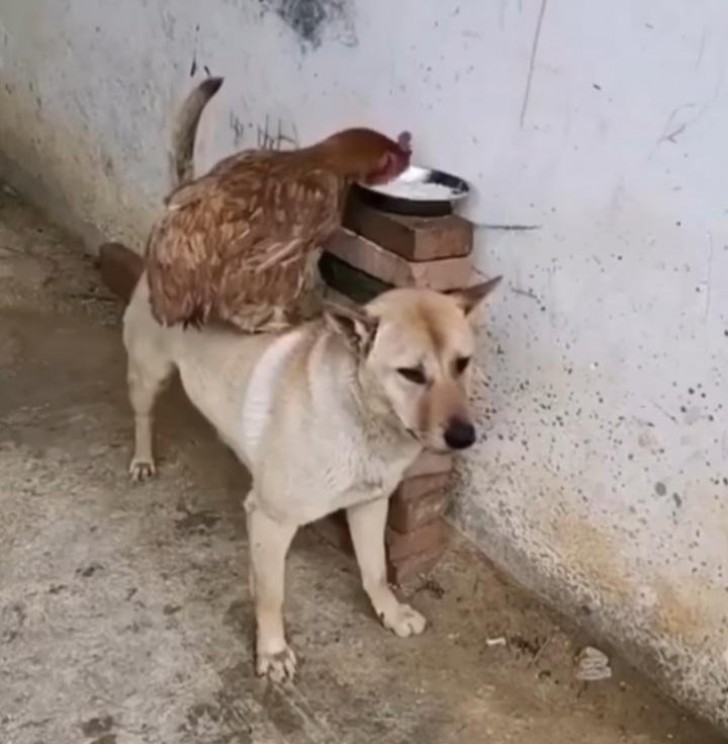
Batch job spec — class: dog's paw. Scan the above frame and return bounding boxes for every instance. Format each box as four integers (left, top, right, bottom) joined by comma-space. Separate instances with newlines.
380, 602, 427, 638
256, 645, 297, 682
129, 458, 156, 482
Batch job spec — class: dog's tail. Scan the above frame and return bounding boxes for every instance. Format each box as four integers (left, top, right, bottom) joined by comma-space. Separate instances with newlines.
169, 76, 224, 188
98, 242, 145, 305
97, 82, 221, 306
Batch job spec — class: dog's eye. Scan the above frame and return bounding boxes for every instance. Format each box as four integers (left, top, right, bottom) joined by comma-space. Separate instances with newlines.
455, 356, 471, 374
397, 367, 427, 385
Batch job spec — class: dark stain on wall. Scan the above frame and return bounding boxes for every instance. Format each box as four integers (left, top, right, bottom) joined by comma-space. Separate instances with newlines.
260, 0, 356, 49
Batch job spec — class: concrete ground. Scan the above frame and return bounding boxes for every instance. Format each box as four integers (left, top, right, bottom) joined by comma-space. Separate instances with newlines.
0, 185, 723, 744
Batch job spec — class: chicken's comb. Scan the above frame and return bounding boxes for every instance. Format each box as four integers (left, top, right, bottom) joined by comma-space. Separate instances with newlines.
397, 131, 412, 153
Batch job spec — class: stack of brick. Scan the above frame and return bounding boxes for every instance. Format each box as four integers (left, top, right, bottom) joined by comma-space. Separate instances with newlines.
315, 193, 475, 584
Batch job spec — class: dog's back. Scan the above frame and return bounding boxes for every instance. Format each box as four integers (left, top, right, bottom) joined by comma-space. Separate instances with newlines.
124, 275, 399, 507
124, 275, 291, 466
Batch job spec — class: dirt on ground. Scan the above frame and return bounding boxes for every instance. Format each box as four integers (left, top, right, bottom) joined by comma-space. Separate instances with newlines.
1, 185, 724, 743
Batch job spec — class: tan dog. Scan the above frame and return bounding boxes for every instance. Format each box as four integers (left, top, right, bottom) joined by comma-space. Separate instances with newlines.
122, 263, 500, 680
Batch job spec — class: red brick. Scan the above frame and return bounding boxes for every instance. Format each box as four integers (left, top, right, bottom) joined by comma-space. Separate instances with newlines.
323, 229, 472, 291
388, 482, 451, 533
343, 198, 473, 262
386, 520, 447, 562
387, 542, 448, 585
98, 242, 143, 303
403, 452, 454, 479
312, 510, 450, 584
396, 473, 451, 501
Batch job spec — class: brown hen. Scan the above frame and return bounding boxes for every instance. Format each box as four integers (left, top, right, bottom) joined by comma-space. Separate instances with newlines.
145, 77, 412, 331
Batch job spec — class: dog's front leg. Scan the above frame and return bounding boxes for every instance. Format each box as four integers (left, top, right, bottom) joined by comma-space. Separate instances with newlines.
346, 498, 427, 638
246, 498, 298, 681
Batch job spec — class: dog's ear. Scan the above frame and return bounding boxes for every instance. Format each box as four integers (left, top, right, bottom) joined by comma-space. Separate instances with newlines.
323, 301, 379, 355
447, 276, 502, 318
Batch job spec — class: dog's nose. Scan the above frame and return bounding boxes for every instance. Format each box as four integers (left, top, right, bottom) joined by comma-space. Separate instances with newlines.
444, 419, 476, 450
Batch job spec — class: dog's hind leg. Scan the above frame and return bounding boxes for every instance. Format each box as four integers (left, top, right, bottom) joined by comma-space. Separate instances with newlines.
245, 497, 298, 681
346, 497, 427, 638
127, 352, 172, 482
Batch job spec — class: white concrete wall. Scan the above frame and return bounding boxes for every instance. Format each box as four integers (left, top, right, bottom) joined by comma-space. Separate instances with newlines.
1, 0, 727, 730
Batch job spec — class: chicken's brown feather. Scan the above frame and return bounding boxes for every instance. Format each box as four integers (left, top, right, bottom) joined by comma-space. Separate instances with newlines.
146, 79, 411, 331
147, 159, 342, 329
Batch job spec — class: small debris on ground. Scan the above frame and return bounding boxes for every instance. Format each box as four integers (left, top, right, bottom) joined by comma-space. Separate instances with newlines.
413, 576, 446, 599
575, 646, 612, 681
486, 636, 507, 647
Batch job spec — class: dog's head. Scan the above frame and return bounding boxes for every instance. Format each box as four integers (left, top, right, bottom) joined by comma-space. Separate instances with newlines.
324, 277, 501, 453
